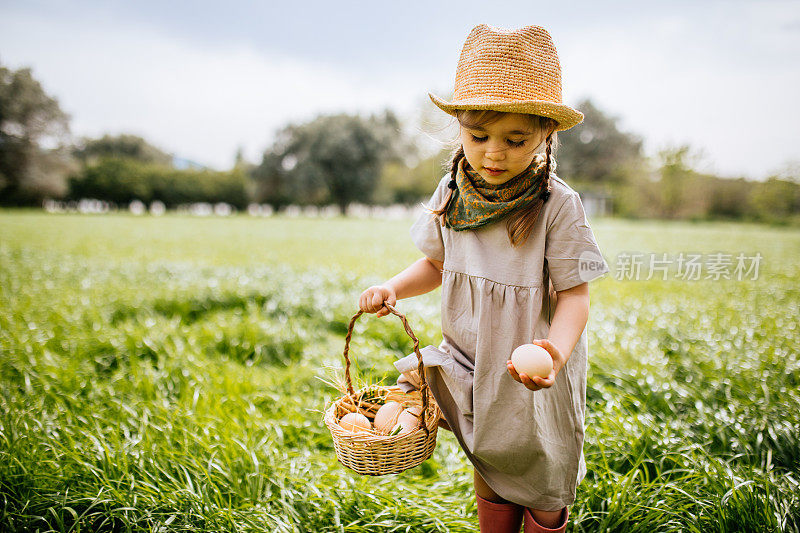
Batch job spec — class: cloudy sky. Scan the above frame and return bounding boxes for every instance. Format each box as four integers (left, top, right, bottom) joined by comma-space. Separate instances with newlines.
1, 0, 799, 180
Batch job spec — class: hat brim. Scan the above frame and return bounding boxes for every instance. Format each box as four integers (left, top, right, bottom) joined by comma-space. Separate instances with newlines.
429, 92, 584, 132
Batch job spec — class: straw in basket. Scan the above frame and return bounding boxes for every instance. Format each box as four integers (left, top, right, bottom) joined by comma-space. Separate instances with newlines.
323, 303, 441, 476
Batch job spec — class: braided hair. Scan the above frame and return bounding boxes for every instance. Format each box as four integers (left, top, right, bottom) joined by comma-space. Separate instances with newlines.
430, 111, 558, 247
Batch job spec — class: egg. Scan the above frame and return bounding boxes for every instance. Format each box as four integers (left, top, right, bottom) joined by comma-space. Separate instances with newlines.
511, 343, 553, 379
339, 412, 372, 433
391, 406, 422, 435
374, 401, 403, 432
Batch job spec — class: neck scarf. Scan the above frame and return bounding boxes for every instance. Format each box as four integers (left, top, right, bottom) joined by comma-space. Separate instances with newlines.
444, 154, 551, 231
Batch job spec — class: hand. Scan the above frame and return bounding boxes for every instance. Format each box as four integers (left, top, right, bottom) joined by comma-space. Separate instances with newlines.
358, 285, 397, 318
506, 339, 564, 391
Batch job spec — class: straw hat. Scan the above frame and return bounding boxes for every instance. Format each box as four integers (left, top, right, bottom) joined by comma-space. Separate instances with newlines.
429, 24, 584, 132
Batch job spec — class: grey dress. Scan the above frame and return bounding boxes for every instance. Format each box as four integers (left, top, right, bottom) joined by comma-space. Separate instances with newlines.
394, 173, 610, 511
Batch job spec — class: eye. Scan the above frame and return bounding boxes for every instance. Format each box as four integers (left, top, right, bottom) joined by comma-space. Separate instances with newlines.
507, 139, 526, 147
470, 134, 487, 143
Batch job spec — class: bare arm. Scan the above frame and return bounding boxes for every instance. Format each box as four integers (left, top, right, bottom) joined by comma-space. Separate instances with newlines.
359, 257, 444, 317
547, 281, 590, 366
386, 257, 443, 299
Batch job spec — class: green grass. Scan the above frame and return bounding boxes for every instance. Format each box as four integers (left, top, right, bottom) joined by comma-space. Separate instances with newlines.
1, 211, 799, 532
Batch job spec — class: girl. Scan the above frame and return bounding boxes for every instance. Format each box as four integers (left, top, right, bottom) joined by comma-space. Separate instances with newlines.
359, 25, 609, 533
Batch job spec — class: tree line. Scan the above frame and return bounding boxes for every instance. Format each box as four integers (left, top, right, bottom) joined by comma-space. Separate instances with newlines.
1, 62, 798, 223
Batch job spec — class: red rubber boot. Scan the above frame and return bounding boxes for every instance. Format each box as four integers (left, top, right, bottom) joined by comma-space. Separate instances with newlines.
476, 493, 524, 533
522, 506, 568, 533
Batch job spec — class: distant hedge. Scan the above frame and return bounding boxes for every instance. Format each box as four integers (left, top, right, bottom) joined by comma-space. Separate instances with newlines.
69, 158, 249, 208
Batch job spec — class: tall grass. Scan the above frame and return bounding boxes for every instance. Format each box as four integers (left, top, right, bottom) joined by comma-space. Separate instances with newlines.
1, 212, 798, 532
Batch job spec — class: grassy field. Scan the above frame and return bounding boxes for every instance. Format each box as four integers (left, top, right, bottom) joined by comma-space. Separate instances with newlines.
1, 210, 799, 532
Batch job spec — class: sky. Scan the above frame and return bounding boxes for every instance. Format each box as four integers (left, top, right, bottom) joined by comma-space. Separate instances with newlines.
1, 0, 799, 180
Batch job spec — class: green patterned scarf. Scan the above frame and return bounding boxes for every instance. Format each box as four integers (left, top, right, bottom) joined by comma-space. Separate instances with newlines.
444, 154, 550, 231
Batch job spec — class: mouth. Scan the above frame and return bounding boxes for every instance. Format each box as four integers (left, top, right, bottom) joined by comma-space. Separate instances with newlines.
483, 167, 505, 176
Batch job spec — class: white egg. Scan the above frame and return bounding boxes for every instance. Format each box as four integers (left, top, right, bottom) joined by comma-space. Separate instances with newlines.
339, 412, 372, 433
391, 406, 422, 435
374, 401, 403, 433
511, 343, 553, 379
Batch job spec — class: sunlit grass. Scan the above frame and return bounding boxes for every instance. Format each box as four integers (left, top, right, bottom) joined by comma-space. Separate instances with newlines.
1, 211, 798, 531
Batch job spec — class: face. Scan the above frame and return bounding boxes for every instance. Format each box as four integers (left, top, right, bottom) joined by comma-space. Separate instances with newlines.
459, 113, 548, 186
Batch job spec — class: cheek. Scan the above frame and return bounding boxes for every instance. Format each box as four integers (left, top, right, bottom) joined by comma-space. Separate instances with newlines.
459, 132, 475, 150
462, 145, 481, 163
513, 151, 537, 167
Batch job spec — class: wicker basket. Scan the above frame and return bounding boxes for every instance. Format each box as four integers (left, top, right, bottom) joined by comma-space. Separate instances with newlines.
323, 303, 441, 475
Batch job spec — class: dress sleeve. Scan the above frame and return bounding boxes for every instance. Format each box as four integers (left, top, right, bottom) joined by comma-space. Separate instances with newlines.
409, 177, 447, 262
545, 191, 610, 292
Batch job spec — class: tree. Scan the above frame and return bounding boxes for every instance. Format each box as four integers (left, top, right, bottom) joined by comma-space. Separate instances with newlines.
254, 111, 408, 213
252, 152, 293, 210
771, 161, 800, 184
556, 98, 646, 187
0, 63, 72, 205
657, 145, 690, 218
69, 158, 249, 208
73, 134, 173, 166
375, 147, 451, 205
749, 177, 800, 223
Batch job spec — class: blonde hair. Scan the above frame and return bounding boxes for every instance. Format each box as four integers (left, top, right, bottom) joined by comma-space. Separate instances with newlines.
430, 110, 559, 247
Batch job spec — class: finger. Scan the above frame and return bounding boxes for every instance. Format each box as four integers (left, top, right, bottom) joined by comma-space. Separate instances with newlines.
518, 373, 541, 391
371, 292, 384, 311
365, 293, 377, 312
534, 338, 556, 356
532, 369, 556, 388
387, 292, 397, 307
506, 361, 521, 382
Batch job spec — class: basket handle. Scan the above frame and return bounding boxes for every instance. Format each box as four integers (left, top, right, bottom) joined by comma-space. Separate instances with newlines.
342, 303, 432, 437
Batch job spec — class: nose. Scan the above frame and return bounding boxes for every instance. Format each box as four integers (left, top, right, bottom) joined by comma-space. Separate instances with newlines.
485, 144, 506, 161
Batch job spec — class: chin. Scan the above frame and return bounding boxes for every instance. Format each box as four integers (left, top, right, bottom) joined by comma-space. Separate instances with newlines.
481, 174, 511, 185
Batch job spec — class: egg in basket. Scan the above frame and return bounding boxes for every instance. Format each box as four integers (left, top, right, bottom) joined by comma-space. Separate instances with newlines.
323, 303, 441, 476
